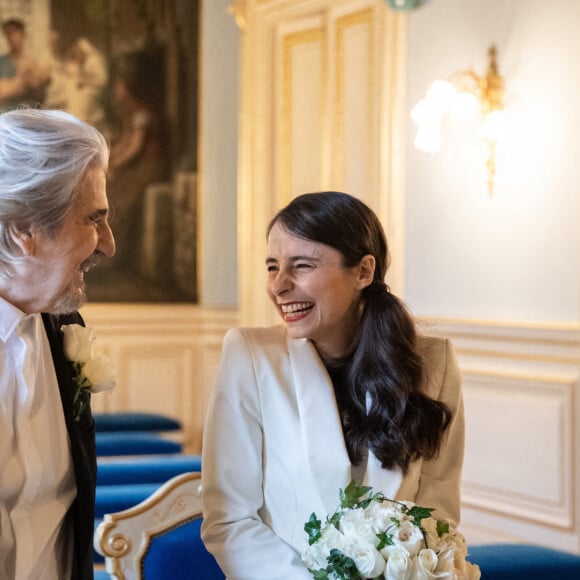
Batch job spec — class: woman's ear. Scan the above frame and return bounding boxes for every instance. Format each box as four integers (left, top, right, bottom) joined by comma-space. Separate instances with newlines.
357, 255, 375, 289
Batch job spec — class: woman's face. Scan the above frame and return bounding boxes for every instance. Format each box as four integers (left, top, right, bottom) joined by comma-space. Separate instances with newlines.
266, 221, 373, 360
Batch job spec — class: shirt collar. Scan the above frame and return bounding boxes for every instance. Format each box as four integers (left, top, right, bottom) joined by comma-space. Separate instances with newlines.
0, 295, 29, 342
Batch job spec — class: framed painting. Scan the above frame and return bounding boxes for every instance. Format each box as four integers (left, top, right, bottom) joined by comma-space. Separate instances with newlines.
0, 0, 199, 302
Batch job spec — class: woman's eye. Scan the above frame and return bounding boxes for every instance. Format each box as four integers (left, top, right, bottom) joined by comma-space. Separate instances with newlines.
266, 265, 278, 273
295, 263, 313, 270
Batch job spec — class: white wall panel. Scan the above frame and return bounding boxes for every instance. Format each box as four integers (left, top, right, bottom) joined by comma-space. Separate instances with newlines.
83, 304, 237, 454
462, 373, 573, 527
423, 317, 580, 552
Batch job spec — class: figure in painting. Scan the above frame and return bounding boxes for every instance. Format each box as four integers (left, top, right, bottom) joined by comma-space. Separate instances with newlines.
88, 49, 171, 301
0, 18, 49, 108
65, 36, 108, 130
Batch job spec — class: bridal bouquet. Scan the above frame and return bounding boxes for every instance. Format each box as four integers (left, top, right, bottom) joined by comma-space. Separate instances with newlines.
302, 481, 480, 579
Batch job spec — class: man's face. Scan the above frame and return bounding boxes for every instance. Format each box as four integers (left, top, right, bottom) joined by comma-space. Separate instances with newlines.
29, 166, 115, 313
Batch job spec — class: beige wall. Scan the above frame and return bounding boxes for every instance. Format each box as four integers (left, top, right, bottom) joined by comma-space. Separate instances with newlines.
198, 0, 240, 307
405, 0, 580, 324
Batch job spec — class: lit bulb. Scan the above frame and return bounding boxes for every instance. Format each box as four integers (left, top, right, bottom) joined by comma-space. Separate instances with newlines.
411, 98, 442, 127
451, 91, 479, 121
426, 80, 457, 112
414, 126, 443, 154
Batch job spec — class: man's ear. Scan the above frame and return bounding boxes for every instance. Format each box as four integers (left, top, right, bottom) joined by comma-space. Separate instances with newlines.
357, 254, 375, 289
12, 225, 36, 256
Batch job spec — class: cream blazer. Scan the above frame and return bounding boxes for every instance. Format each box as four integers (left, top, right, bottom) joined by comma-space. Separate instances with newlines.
201, 325, 464, 580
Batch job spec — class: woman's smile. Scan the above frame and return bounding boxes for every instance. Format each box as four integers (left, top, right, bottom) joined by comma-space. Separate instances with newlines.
280, 301, 314, 321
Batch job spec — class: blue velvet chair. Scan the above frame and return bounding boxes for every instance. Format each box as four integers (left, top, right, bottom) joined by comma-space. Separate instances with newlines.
95, 472, 224, 579
468, 543, 580, 579
96, 432, 183, 457
94, 412, 182, 433
97, 454, 202, 486
95, 483, 162, 519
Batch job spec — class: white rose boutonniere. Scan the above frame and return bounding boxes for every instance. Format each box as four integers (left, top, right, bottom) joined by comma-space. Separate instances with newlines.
61, 324, 116, 421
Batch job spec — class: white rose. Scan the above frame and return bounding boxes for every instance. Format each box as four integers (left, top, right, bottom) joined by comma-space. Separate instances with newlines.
346, 540, 386, 579
380, 520, 425, 559
385, 545, 413, 580
414, 548, 440, 579
340, 507, 384, 547
365, 501, 400, 531
302, 524, 350, 570
61, 324, 94, 362
82, 352, 116, 393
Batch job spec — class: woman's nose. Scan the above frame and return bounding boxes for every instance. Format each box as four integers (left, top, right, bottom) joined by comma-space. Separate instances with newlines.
270, 270, 292, 296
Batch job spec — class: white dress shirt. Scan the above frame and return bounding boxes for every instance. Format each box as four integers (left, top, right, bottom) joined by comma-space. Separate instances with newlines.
0, 297, 75, 580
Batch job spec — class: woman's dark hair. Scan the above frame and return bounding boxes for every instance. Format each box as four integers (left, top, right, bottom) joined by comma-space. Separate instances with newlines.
267, 191, 452, 474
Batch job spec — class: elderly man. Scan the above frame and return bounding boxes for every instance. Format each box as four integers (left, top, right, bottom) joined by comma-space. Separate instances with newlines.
0, 109, 115, 579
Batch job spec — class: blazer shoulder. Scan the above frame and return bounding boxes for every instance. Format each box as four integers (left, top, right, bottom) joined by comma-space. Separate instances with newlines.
416, 333, 457, 400
416, 333, 450, 361
227, 325, 286, 347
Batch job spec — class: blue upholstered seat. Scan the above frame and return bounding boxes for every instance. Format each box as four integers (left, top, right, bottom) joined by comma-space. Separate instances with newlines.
95, 472, 221, 578
94, 570, 109, 580
95, 483, 161, 518
97, 454, 202, 485
142, 517, 224, 579
96, 432, 182, 456
94, 412, 181, 432
468, 543, 580, 579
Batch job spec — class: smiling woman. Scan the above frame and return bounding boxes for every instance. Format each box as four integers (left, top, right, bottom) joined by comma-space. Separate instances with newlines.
201, 191, 467, 579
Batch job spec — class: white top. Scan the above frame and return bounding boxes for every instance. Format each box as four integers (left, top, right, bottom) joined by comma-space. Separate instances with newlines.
0, 297, 75, 580
202, 326, 464, 579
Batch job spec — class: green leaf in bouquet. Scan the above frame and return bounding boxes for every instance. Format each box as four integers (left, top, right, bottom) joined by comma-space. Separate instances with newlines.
305, 513, 322, 545
436, 519, 450, 537
376, 531, 395, 550
309, 569, 331, 580
328, 511, 343, 529
407, 505, 435, 526
340, 480, 373, 509
327, 549, 363, 579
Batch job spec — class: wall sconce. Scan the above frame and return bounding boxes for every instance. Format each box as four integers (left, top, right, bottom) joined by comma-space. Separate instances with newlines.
411, 46, 506, 195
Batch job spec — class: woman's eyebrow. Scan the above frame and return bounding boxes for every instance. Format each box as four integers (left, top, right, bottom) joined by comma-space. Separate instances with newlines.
265, 255, 320, 264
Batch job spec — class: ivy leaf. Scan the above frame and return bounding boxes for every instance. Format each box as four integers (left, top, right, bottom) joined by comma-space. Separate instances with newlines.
305, 513, 322, 545
437, 519, 450, 537
376, 531, 394, 551
328, 511, 343, 529
327, 549, 363, 579
407, 505, 435, 526
340, 480, 373, 509
309, 569, 330, 580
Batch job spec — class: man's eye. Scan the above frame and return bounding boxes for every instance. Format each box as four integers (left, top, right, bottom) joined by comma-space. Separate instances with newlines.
295, 263, 312, 269
266, 265, 278, 272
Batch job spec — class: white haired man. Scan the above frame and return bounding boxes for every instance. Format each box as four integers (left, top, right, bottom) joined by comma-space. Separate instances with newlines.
0, 108, 115, 579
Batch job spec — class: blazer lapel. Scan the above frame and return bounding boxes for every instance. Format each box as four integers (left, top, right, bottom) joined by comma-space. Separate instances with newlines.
41, 314, 76, 422
287, 336, 351, 515
41, 312, 97, 580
